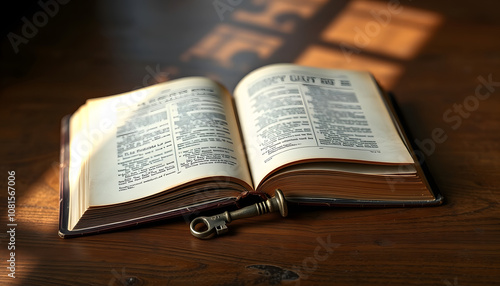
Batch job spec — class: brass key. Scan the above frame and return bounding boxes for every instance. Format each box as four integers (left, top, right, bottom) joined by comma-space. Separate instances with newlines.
190, 189, 288, 239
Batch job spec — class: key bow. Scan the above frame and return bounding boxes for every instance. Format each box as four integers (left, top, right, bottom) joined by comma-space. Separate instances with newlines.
190, 212, 230, 239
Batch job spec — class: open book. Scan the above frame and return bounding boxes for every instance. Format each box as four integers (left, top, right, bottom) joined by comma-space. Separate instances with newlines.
59, 64, 442, 238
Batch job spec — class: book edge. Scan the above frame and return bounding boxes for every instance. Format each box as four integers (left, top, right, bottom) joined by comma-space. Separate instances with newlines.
385, 90, 444, 205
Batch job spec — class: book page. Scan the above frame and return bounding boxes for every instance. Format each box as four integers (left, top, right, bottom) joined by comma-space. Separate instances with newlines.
233, 64, 414, 188
79, 77, 251, 206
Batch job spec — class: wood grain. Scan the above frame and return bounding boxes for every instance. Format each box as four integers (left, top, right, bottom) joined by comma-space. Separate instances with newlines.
1, 0, 499, 285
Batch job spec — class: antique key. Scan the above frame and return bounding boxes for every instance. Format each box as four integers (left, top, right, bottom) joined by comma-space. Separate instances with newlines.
190, 189, 288, 239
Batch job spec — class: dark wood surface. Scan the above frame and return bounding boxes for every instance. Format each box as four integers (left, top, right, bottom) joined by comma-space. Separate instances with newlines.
1, 0, 499, 285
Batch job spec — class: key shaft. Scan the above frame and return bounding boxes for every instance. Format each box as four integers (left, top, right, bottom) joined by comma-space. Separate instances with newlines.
228, 189, 288, 222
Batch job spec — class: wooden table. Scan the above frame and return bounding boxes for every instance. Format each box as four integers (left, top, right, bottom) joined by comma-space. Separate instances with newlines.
1, 0, 499, 285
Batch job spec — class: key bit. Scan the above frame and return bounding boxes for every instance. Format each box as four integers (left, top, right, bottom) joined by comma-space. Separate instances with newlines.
190, 189, 288, 239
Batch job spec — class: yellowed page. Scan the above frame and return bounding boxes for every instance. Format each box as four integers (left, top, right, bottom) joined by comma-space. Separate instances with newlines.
233, 64, 414, 188
275, 162, 416, 176
80, 77, 251, 206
